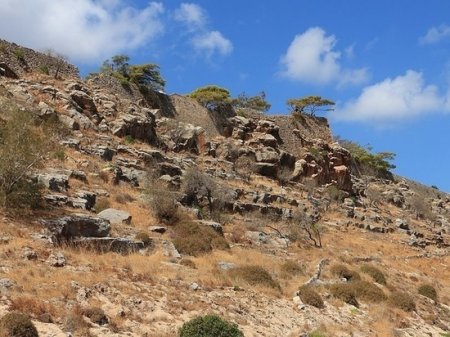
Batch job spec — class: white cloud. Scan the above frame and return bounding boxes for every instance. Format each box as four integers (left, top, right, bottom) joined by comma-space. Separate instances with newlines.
173, 3, 206, 29
280, 27, 368, 86
419, 24, 450, 45
332, 70, 449, 124
192, 31, 233, 56
172, 3, 233, 58
0, 0, 164, 63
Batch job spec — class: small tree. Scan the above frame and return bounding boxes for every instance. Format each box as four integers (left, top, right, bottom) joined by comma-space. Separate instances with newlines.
187, 85, 231, 110
129, 64, 165, 91
43, 49, 69, 79
232, 91, 271, 112
182, 169, 218, 218
292, 210, 323, 248
287, 95, 335, 116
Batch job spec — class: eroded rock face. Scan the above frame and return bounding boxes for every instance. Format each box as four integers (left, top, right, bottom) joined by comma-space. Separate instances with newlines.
42, 214, 111, 241
111, 113, 156, 143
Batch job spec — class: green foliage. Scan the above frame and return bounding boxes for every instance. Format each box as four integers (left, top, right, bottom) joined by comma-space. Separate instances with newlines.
310, 330, 328, 337
230, 265, 281, 290
418, 284, 438, 302
389, 291, 416, 312
179, 315, 244, 337
39, 65, 50, 75
52, 149, 66, 161
0, 312, 39, 337
325, 185, 346, 204
298, 286, 324, 308
13, 49, 25, 62
187, 85, 231, 110
100, 55, 165, 91
0, 108, 50, 209
337, 138, 396, 177
172, 222, 229, 256
287, 95, 335, 116
231, 91, 271, 112
360, 265, 386, 285
124, 135, 135, 144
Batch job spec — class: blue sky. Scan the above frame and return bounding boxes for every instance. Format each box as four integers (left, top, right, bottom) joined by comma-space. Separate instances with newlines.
1, 0, 450, 191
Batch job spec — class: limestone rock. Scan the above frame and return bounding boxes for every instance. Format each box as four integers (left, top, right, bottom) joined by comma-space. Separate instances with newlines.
42, 214, 111, 241
97, 208, 132, 225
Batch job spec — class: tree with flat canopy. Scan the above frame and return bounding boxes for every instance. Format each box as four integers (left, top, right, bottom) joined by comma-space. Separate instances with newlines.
287, 95, 335, 116
187, 85, 231, 110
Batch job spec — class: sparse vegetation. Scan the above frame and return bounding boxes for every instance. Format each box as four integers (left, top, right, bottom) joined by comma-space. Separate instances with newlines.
389, 291, 416, 312
13, 49, 25, 62
291, 210, 323, 248
329, 283, 359, 307
280, 260, 304, 278
0, 312, 38, 337
330, 281, 386, 304
135, 231, 151, 245
95, 197, 111, 213
172, 222, 229, 256
230, 265, 281, 290
144, 177, 181, 225
180, 259, 197, 269
418, 284, 438, 302
179, 315, 244, 337
231, 91, 271, 112
310, 330, 328, 337
360, 264, 387, 285
298, 286, 324, 308
82, 307, 108, 325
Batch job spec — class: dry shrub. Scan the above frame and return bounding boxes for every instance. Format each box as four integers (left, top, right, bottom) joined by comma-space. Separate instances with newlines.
144, 179, 181, 225
360, 264, 386, 285
172, 222, 229, 256
418, 284, 438, 302
95, 197, 111, 213
330, 264, 361, 281
389, 291, 416, 312
180, 259, 197, 269
329, 283, 359, 307
352, 281, 387, 302
10, 295, 57, 318
298, 286, 324, 308
115, 193, 135, 204
98, 170, 109, 183
135, 231, 151, 245
280, 260, 304, 278
229, 265, 281, 291
63, 306, 90, 334
0, 312, 38, 337
82, 307, 108, 325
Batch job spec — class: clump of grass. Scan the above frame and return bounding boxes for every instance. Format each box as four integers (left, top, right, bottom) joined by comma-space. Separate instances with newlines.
172, 222, 229, 256
280, 260, 304, 278
418, 284, 438, 302
229, 265, 281, 290
298, 286, 324, 308
115, 193, 135, 204
389, 291, 416, 312
180, 259, 197, 269
310, 330, 328, 337
330, 264, 361, 281
330, 281, 386, 304
135, 231, 151, 246
95, 197, 111, 213
0, 312, 38, 337
39, 64, 50, 75
360, 264, 386, 285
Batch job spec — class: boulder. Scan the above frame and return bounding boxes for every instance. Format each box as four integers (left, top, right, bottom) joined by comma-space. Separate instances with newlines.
255, 147, 279, 163
72, 237, 148, 255
42, 214, 111, 241
97, 208, 132, 225
194, 220, 224, 236
111, 113, 156, 143
37, 172, 69, 192
70, 191, 96, 210
70, 90, 97, 115
254, 162, 278, 178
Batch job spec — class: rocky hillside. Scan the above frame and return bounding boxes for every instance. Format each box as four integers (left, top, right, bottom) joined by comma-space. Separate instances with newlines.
0, 40, 449, 337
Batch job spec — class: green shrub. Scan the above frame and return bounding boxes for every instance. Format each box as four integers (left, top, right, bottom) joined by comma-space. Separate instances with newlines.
172, 222, 229, 256
389, 291, 416, 312
310, 330, 327, 337
326, 185, 346, 203
39, 65, 50, 75
330, 264, 361, 281
360, 265, 386, 285
280, 260, 304, 278
230, 265, 281, 290
179, 315, 243, 337
418, 284, 438, 302
52, 149, 66, 161
298, 286, 324, 308
0, 312, 39, 337
13, 49, 25, 62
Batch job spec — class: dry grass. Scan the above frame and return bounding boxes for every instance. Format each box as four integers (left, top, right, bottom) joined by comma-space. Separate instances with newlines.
229, 265, 281, 291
